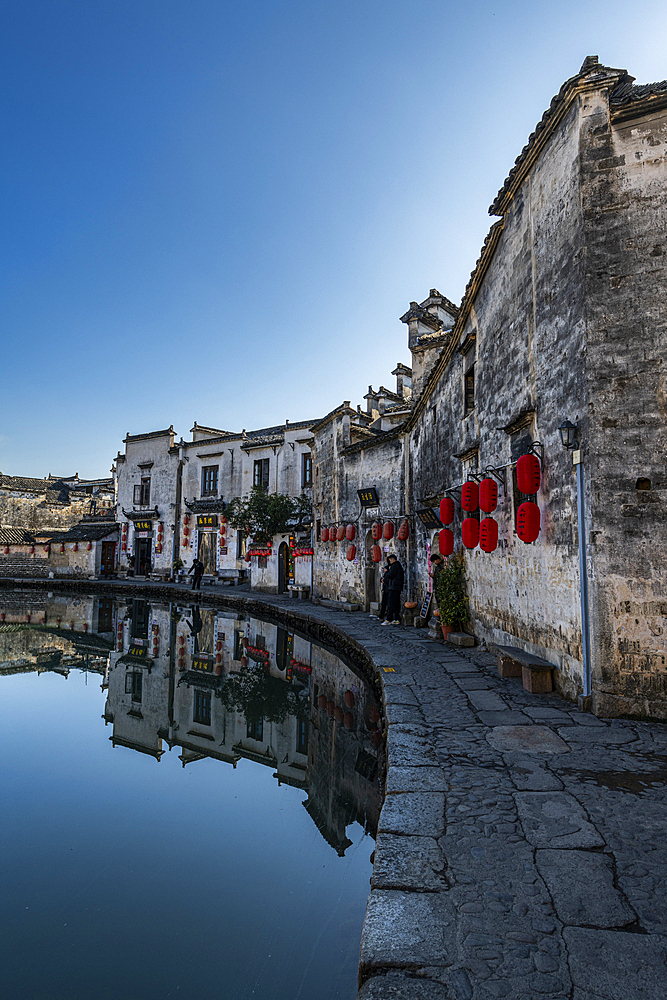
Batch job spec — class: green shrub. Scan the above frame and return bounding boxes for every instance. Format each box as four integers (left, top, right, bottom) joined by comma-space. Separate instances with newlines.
435, 551, 468, 628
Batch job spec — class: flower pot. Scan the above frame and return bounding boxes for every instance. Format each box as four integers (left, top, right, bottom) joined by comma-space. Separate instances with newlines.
441, 625, 453, 640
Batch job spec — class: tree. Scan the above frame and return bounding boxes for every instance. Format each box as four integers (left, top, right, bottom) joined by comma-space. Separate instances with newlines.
226, 486, 312, 545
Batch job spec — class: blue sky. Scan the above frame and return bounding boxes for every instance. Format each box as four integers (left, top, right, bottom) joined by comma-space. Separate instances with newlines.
1, 0, 665, 478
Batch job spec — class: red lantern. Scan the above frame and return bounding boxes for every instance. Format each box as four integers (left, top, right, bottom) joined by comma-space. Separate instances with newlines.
398, 519, 410, 540
321, 527, 329, 542
438, 528, 454, 556
328, 526, 336, 542
371, 544, 382, 563
343, 712, 354, 730
383, 521, 394, 540
517, 502, 541, 543
371, 522, 382, 540
318, 694, 327, 710
344, 690, 355, 708
480, 517, 498, 552
60, 544, 65, 553
334, 706, 344, 723
3, 546, 8, 554
439, 498, 455, 525
216, 640, 223, 651
184, 514, 190, 524
245, 552, 251, 562
240, 655, 248, 666
326, 700, 334, 716
336, 525, 345, 541
346, 544, 356, 561
461, 481, 478, 512
517, 454, 541, 495
462, 518, 479, 549
87, 541, 92, 551
216, 653, 222, 665
29, 545, 35, 554
183, 526, 189, 536
346, 523, 356, 541
370, 729, 382, 748
479, 478, 498, 513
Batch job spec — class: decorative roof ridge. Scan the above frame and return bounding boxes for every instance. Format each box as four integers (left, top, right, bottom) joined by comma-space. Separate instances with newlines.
341, 424, 405, 455
403, 219, 505, 432
124, 426, 174, 444
309, 402, 356, 434
489, 56, 629, 217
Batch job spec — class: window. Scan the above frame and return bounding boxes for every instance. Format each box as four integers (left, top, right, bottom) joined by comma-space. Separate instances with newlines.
133, 477, 151, 505
193, 690, 211, 726
257, 555, 268, 569
253, 458, 269, 490
302, 453, 312, 488
202, 465, 218, 496
247, 718, 263, 741
125, 671, 142, 703
464, 363, 475, 415
296, 719, 308, 755
233, 629, 244, 661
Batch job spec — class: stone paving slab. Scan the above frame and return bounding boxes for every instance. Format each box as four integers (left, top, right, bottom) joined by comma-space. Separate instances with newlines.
514, 792, 605, 848
563, 927, 667, 998
535, 849, 635, 927
386, 766, 448, 793
378, 791, 446, 837
358, 972, 452, 999
371, 833, 448, 892
359, 889, 457, 977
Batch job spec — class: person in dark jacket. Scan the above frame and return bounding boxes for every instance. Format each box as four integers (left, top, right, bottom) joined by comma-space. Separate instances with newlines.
189, 558, 204, 591
381, 555, 404, 625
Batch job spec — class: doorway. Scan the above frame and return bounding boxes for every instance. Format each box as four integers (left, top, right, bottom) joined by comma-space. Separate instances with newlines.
134, 539, 152, 577
100, 541, 116, 577
278, 542, 290, 594
198, 532, 216, 575
364, 531, 380, 611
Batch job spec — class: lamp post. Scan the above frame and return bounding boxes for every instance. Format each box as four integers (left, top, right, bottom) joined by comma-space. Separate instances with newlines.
558, 420, 592, 707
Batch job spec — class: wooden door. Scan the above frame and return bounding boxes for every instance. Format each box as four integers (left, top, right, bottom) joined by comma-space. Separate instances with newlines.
100, 541, 116, 576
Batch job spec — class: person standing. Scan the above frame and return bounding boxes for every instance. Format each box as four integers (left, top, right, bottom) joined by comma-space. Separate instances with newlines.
371, 559, 390, 622
381, 554, 404, 625
189, 557, 204, 591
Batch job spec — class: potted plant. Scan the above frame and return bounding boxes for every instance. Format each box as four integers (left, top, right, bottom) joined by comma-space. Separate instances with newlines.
435, 551, 469, 639
173, 557, 184, 582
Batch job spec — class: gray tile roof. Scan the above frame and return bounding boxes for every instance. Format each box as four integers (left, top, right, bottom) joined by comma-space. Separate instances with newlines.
0, 527, 36, 544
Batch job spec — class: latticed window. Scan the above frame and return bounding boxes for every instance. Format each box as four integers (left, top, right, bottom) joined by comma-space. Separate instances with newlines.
464, 363, 475, 414
202, 465, 218, 496
253, 459, 269, 490
133, 478, 151, 505
302, 453, 312, 487
193, 690, 211, 726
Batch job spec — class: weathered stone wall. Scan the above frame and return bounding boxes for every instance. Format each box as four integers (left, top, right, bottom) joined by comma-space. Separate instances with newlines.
404, 96, 588, 699
0, 493, 94, 532
313, 411, 406, 607
581, 95, 667, 717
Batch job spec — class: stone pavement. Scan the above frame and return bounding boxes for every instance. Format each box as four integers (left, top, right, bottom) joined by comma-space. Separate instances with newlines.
6, 579, 667, 998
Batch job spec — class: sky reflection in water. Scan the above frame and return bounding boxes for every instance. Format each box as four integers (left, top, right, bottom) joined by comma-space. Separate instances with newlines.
0, 593, 381, 1000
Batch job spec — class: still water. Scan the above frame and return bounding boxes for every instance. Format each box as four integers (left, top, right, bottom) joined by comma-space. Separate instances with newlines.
0, 590, 383, 1000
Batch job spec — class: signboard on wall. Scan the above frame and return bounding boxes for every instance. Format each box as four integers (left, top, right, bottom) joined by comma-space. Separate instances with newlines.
196, 515, 218, 530
415, 508, 441, 529
358, 487, 379, 507
134, 521, 153, 534
193, 656, 213, 672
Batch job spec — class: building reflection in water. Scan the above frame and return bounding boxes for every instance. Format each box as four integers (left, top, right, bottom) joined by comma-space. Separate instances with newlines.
0, 590, 383, 852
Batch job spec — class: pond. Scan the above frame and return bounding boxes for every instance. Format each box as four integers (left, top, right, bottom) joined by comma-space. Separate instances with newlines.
0, 590, 384, 1000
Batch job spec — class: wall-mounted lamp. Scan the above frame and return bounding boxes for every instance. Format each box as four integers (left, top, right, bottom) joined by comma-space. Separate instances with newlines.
559, 417, 591, 707
558, 419, 579, 450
